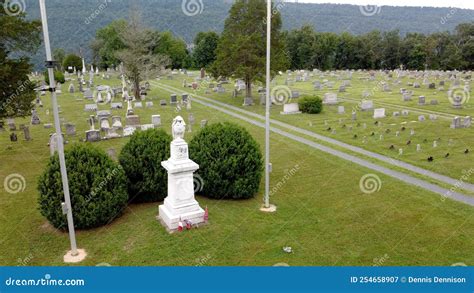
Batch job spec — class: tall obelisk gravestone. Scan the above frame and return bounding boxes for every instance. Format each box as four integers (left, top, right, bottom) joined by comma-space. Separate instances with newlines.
158, 116, 205, 230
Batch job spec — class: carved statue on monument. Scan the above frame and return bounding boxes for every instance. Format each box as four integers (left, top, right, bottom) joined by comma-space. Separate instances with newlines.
172, 116, 186, 140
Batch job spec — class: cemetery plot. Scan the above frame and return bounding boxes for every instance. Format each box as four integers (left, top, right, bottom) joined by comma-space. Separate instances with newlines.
1, 69, 474, 267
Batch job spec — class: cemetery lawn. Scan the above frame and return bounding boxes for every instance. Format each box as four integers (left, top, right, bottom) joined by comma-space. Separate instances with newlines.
161, 73, 474, 185
1, 73, 474, 266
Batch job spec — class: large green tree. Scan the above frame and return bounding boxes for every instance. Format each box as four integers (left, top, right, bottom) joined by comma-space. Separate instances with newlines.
115, 12, 169, 100
62, 53, 82, 72
192, 31, 219, 69
211, 0, 288, 98
151, 31, 190, 69
0, 4, 41, 120
91, 19, 127, 69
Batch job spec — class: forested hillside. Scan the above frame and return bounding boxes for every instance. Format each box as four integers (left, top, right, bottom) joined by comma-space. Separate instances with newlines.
25, 0, 474, 69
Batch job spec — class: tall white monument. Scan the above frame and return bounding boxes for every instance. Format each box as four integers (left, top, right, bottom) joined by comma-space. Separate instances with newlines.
158, 116, 205, 230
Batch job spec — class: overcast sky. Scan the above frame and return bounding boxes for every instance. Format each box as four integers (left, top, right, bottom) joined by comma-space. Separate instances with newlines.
287, 0, 473, 9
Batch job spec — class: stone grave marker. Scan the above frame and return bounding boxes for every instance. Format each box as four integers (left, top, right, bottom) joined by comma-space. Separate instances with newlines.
111, 116, 123, 129
65, 123, 76, 136
123, 126, 136, 137
126, 115, 140, 127
84, 104, 98, 112
160, 99, 167, 106
151, 115, 161, 126
418, 115, 426, 121
146, 101, 154, 108
338, 106, 345, 114
280, 103, 301, 115
373, 108, 386, 119
361, 100, 374, 111
170, 94, 178, 104
10, 132, 17, 142
23, 126, 31, 141
418, 96, 426, 105
450, 117, 461, 129
111, 102, 123, 110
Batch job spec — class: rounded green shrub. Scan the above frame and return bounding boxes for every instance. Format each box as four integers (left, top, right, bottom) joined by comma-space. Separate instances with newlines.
44, 70, 65, 84
119, 128, 172, 203
299, 95, 323, 114
189, 122, 263, 199
37, 144, 128, 230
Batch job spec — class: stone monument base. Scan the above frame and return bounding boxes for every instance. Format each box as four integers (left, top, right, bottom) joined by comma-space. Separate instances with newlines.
158, 204, 205, 231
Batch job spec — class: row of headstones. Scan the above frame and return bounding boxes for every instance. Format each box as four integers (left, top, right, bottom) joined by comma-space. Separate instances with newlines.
84, 113, 209, 143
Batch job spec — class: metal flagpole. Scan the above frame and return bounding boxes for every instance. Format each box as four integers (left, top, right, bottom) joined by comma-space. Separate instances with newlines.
39, 0, 80, 259
263, 0, 272, 210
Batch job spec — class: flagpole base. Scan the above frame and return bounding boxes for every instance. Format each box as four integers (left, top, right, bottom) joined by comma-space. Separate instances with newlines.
260, 204, 277, 213
63, 248, 87, 263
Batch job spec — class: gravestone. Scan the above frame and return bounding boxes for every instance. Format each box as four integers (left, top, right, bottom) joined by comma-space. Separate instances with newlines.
463, 116, 471, 128
413, 82, 420, 88
339, 85, 346, 92
418, 96, 426, 105
111, 116, 123, 129
373, 108, 386, 119
402, 110, 409, 116
280, 103, 301, 115
450, 117, 461, 129
402, 92, 412, 101
417, 144, 421, 152
100, 118, 110, 131
123, 126, 136, 137
182, 94, 189, 104
23, 126, 31, 141
111, 102, 123, 109
429, 114, 438, 120
146, 101, 154, 108
126, 115, 140, 127
243, 97, 254, 106
428, 83, 436, 89
338, 106, 345, 114
10, 132, 17, 142
68, 83, 75, 93
141, 124, 155, 131
360, 100, 374, 111
151, 115, 161, 126
323, 93, 338, 105
351, 110, 357, 120
160, 99, 167, 106
84, 89, 93, 99
65, 123, 76, 136
84, 104, 98, 112
393, 111, 400, 117
134, 102, 143, 108
418, 115, 426, 121
97, 110, 111, 121
170, 94, 178, 104
49, 134, 58, 155
430, 99, 438, 105
31, 109, 41, 125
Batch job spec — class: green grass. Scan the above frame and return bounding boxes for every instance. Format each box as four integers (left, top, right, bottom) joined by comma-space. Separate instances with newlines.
1, 71, 474, 266
162, 72, 474, 184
